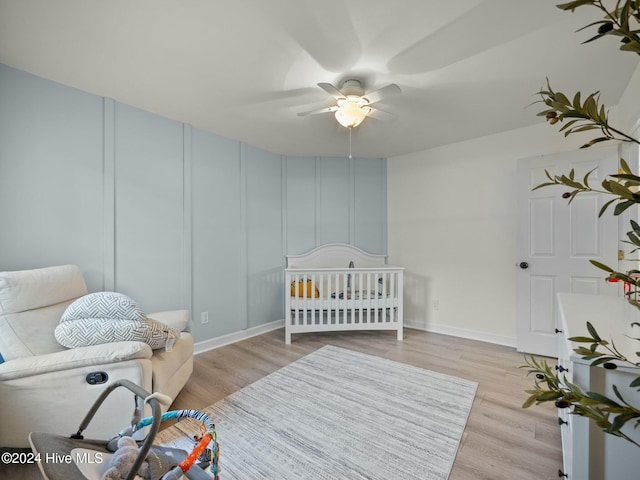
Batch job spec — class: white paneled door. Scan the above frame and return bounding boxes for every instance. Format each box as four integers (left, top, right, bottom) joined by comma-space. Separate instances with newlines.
516, 146, 619, 357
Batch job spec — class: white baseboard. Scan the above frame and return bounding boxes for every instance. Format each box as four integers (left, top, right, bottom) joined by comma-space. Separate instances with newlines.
194, 320, 285, 355
405, 319, 517, 348
194, 318, 516, 355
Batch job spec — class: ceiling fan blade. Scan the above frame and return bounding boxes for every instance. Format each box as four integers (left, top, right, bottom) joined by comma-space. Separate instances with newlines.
297, 106, 339, 117
317, 82, 346, 100
363, 84, 401, 104
367, 107, 395, 121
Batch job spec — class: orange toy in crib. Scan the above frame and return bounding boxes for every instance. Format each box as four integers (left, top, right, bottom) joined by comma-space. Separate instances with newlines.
290, 279, 320, 298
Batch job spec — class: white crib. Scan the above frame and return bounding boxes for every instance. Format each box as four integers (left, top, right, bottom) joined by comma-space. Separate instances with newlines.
284, 243, 404, 344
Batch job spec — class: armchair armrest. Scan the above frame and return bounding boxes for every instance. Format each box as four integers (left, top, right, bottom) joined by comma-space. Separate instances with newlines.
0, 341, 152, 381
147, 309, 191, 333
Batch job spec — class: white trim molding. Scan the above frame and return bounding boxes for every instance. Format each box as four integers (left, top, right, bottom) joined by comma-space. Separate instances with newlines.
194, 318, 517, 355
405, 319, 517, 349
194, 319, 285, 355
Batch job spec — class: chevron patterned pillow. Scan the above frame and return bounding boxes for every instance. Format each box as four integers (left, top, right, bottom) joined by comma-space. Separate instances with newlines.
54, 292, 179, 350
60, 291, 146, 323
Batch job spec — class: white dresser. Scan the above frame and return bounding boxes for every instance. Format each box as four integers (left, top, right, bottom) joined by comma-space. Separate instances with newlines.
557, 293, 640, 479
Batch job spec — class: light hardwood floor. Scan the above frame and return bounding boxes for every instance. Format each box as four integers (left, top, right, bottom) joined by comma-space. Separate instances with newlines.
170, 327, 562, 480
1, 328, 562, 479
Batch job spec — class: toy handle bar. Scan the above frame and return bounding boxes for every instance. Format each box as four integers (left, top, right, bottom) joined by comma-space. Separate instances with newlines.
70, 379, 163, 480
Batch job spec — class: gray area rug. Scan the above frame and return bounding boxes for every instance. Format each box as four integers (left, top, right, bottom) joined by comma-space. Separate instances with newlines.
156, 345, 477, 479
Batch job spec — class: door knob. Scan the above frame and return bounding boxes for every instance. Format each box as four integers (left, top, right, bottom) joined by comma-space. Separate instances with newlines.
519, 262, 529, 269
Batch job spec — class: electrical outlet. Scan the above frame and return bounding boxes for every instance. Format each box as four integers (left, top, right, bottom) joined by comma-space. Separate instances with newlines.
201, 312, 209, 324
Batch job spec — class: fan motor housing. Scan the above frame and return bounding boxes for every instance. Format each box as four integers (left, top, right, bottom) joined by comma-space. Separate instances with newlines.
341, 79, 364, 97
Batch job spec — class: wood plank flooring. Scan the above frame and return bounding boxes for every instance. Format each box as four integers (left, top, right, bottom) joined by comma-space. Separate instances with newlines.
1, 328, 562, 479
171, 328, 562, 480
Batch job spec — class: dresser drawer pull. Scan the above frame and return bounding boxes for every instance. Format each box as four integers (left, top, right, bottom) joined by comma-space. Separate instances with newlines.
555, 364, 569, 373
555, 328, 563, 334
558, 469, 568, 478
558, 417, 568, 426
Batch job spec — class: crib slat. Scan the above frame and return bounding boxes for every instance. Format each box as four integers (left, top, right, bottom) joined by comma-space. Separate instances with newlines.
285, 271, 291, 344
389, 272, 395, 323
355, 272, 360, 323
308, 274, 313, 325
373, 274, 379, 324
365, 273, 370, 324
298, 273, 304, 326
333, 272, 339, 326
397, 269, 404, 340
293, 273, 299, 327
313, 273, 318, 325
319, 273, 324, 326
324, 274, 329, 325
302, 273, 309, 326
342, 272, 348, 325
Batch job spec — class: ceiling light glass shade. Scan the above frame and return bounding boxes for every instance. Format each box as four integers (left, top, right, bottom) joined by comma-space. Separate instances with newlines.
334, 97, 370, 128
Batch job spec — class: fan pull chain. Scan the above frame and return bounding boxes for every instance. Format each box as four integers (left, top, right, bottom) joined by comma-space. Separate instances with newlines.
348, 127, 353, 159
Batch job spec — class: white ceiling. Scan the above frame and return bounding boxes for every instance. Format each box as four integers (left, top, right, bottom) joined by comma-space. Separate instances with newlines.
1, 0, 638, 158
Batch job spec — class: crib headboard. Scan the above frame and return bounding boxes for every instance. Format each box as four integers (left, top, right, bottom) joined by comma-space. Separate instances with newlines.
286, 243, 387, 269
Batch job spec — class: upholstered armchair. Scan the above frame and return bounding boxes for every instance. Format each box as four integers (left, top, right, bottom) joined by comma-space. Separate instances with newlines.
0, 265, 194, 448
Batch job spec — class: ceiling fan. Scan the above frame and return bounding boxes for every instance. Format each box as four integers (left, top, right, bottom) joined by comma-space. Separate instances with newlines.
298, 79, 401, 128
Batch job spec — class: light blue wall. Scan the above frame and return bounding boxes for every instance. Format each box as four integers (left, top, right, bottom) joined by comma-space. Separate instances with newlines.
113, 102, 187, 311
284, 156, 316, 255
284, 156, 387, 255
0, 63, 105, 290
190, 128, 244, 339
319, 157, 351, 246
0, 63, 387, 343
354, 157, 387, 253
245, 145, 284, 328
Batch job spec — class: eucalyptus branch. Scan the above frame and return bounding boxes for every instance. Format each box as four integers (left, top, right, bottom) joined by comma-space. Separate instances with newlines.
567, 320, 640, 368
533, 159, 640, 217
557, 1, 640, 55
534, 1, 640, 147
533, 79, 640, 148
521, 356, 640, 447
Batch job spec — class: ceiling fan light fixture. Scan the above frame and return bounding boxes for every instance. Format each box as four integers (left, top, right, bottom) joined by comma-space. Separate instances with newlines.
334, 97, 370, 128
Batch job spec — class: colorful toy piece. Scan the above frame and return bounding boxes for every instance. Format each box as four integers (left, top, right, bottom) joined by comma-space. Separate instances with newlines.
136, 409, 220, 479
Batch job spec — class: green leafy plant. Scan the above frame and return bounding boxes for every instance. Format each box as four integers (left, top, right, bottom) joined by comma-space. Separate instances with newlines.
534, 79, 640, 148
522, 354, 640, 447
522, 0, 640, 448
557, 1, 640, 54
534, 1, 640, 147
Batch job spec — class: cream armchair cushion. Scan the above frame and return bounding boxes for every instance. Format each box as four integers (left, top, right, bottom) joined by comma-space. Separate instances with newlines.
0, 264, 85, 360
0, 265, 194, 448
0, 263, 86, 314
